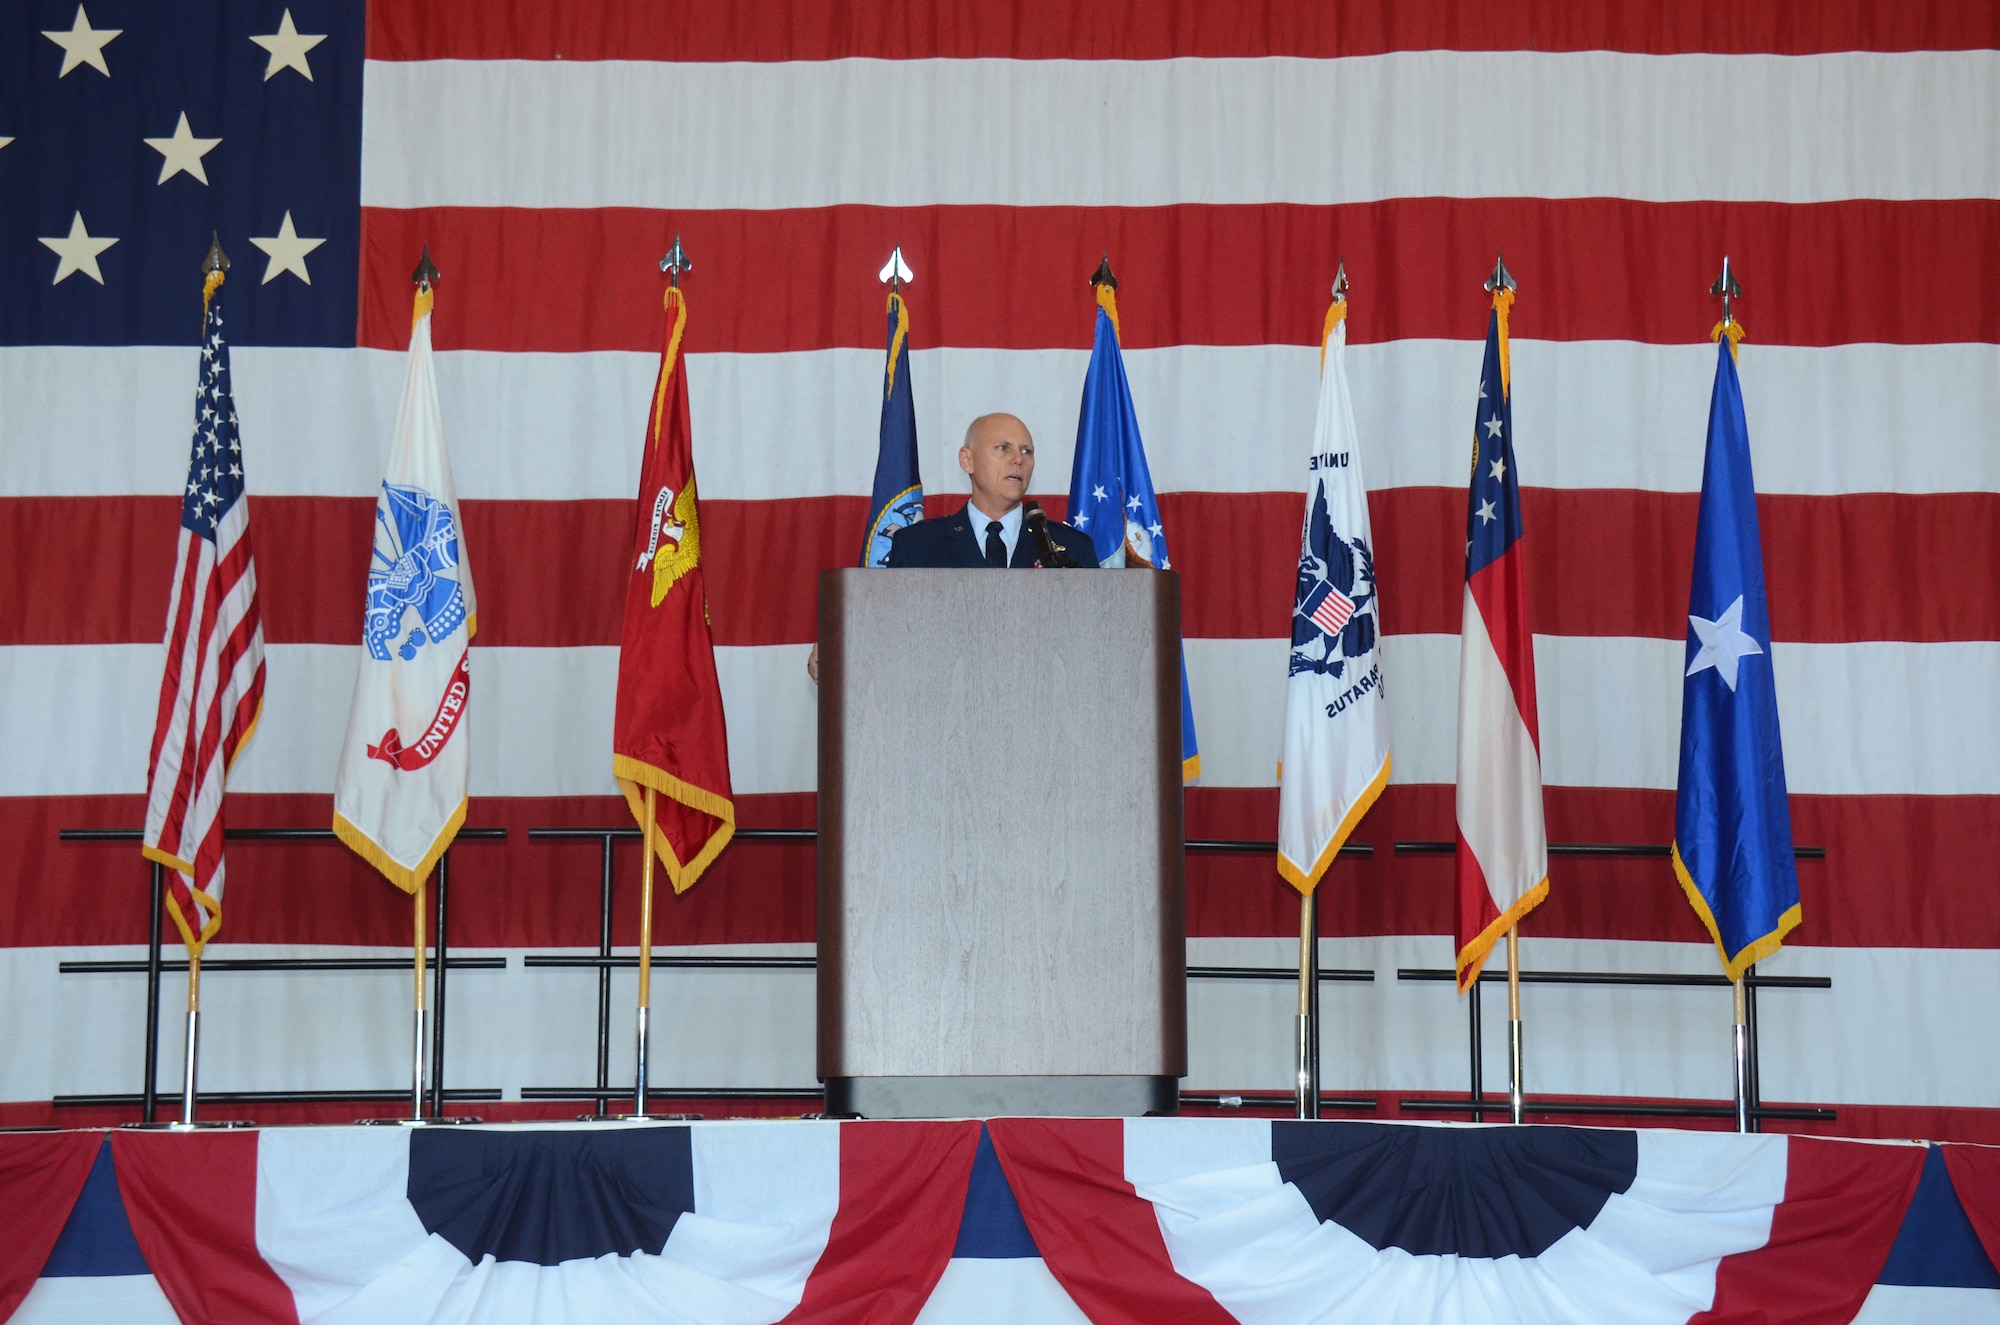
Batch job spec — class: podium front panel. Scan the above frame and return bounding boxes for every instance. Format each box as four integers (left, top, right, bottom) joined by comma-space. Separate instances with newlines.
817, 568, 1186, 1112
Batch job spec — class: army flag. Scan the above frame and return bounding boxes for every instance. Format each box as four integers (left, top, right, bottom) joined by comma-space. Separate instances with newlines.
1066, 272, 1200, 782
1453, 285, 1549, 990
1277, 296, 1390, 894
612, 287, 735, 889
142, 262, 266, 953
333, 283, 476, 892
861, 283, 922, 567
1674, 329, 1801, 979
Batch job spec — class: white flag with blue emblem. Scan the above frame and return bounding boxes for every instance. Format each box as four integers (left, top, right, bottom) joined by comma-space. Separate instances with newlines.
333, 285, 477, 893
1278, 298, 1389, 894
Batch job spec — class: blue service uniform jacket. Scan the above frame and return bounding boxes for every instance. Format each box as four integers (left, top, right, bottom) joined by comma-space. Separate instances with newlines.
886, 507, 1098, 569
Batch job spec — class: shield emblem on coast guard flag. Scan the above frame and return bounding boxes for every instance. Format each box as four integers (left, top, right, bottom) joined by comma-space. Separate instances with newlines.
333, 288, 476, 893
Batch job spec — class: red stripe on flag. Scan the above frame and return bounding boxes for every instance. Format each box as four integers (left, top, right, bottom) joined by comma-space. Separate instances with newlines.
110, 1130, 301, 1325
367, 0, 2000, 61
986, 1118, 1240, 1325
0, 1132, 103, 1321
11, 491, 1998, 647
359, 200, 2000, 354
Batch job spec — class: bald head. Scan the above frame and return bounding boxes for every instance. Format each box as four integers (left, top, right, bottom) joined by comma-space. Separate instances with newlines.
959, 413, 1036, 520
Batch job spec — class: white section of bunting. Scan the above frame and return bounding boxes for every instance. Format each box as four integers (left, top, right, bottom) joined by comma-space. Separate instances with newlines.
359, 53, 2000, 210
6, 637, 1996, 797
1851, 1285, 2000, 1324
6, 939, 1997, 1111
10, 1274, 180, 1325
914, 1260, 1093, 1325
8, 342, 1998, 500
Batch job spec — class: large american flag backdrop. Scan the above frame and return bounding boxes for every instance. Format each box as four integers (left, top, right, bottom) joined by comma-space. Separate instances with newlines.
2, 1, 1996, 1136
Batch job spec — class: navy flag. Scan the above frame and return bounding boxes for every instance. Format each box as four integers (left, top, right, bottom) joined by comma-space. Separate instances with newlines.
1674, 327, 1801, 979
861, 287, 922, 566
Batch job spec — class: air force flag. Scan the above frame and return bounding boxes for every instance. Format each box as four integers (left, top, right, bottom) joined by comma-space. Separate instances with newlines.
333, 285, 476, 892
1278, 298, 1389, 893
1674, 331, 1800, 979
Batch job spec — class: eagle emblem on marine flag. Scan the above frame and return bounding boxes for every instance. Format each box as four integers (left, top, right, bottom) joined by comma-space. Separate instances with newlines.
1290, 486, 1378, 679
638, 477, 701, 607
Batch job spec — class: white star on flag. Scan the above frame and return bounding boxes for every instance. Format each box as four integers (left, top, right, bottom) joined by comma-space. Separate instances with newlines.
144, 112, 222, 185
248, 210, 326, 284
0, 136, 12, 152
1489, 457, 1506, 483
1483, 416, 1504, 439
43, 5, 120, 77
1686, 593, 1764, 691
1476, 499, 1497, 524
39, 212, 118, 285
250, 9, 326, 81
1092, 485, 1108, 501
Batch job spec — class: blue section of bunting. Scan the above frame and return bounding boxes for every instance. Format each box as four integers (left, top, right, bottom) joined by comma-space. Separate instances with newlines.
1674, 336, 1799, 968
39, 1140, 151, 1278
1271, 1122, 1638, 1259
1465, 308, 1524, 579
1878, 1147, 2000, 1289
0, 0, 363, 347
862, 291, 923, 567
407, 1126, 696, 1266
952, 1125, 1039, 1259
1068, 304, 1198, 772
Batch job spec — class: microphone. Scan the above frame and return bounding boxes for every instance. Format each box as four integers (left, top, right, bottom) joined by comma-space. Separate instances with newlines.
1022, 500, 1081, 568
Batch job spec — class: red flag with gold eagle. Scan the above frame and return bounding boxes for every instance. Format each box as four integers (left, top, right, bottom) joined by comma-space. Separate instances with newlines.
612, 286, 734, 890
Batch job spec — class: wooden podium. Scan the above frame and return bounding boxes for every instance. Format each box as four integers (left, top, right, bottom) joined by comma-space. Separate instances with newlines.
817, 568, 1187, 1118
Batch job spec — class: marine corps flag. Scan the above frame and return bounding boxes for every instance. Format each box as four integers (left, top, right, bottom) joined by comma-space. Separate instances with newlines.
1277, 292, 1389, 894
612, 285, 735, 889
333, 278, 476, 892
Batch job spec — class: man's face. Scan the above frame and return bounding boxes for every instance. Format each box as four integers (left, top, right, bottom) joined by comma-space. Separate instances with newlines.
959, 415, 1035, 517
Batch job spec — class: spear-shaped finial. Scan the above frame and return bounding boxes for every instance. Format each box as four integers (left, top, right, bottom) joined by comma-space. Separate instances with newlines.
1711, 256, 1742, 326
660, 233, 691, 288
1484, 252, 1516, 294
1332, 256, 1349, 304
879, 245, 914, 291
1089, 251, 1118, 290
411, 243, 440, 289
201, 232, 229, 275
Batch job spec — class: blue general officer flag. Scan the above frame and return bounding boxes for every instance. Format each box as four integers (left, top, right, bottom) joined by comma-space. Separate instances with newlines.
861, 285, 922, 567
1673, 330, 1801, 980
1067, 276, 1199, 782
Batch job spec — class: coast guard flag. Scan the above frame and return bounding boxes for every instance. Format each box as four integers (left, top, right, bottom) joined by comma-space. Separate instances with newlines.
1277, 296, 1390, 893
332, 284, 475, 892
142, 265, 266, 952
612, 286, 735, 890
1454, 287, 1549, 989
1067, 277, 1199, 782
1674, 329, 1801, 979
861, 286, 922, 567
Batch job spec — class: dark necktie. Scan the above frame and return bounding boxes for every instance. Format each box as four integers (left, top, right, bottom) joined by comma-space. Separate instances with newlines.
985, 520, 1006, 568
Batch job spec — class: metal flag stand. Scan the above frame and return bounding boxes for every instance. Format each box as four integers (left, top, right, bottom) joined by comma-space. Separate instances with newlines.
1483, 252, 1529, 1127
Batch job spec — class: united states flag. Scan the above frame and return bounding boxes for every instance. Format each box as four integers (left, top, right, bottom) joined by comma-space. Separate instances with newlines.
140, 270, 266, 953
3, 1, 1997, 1136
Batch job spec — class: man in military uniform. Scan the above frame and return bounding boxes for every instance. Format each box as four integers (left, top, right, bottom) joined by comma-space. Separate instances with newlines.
885, 412, 1094, 569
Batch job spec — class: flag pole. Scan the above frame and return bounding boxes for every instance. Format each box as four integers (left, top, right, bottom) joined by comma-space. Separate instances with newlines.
179, 944, 201, 1126
411, 878, 427, 1121
1732, 975, 1751, 1132
1506, 925, 1524, 1123
635, 785, 657, 1116
1295, 890, 1319, 1119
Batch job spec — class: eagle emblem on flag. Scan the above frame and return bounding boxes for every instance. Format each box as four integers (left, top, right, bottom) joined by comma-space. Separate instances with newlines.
364, 482, 466, 662
1290, 487, 1377, 678
640, 478, 702, 607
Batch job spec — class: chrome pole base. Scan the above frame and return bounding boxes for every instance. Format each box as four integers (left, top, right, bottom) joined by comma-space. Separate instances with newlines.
1507, 1018, 1525, 1124
179, 1008, 199, 1127
1732, 1022, 1752, 1133
1294, 1014, 1315, 1120
634, 1005, 651, 1118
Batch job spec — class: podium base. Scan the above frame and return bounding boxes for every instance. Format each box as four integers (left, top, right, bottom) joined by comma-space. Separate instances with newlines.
825, 1075, 1177, 1119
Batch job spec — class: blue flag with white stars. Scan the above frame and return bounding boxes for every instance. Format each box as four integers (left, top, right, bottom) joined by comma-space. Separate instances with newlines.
1068, 297, 1199, 782
1, 0, 362, 348
1673, 334, 1800, 980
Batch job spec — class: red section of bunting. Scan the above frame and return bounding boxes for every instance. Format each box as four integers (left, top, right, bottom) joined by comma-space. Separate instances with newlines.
0, 1132, 102, 1320
110, 1130, 300, 1325
782, 1122, 980, 1324
987, 1118, 1240, 1325
358, 200, 2000, 354
1942, 1146, 2000, 1273
367, 0, 2000, 61
1693, 1136, 1924, 1325
9, 490, 1995, 647
12, 787, 1998, 950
